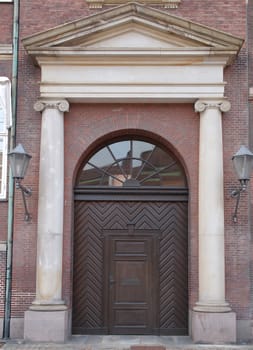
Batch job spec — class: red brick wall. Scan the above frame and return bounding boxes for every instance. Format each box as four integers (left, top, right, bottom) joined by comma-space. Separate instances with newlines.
0, 3, 13, 44
248, 0, 253, 89
1, 0, 250, 330
248, 0, 253, 325
0, 250, 6, 318
0, 1, 13, 322
0, 201, 8, 242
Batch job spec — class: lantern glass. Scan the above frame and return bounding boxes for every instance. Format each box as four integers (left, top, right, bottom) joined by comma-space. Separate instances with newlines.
232, 145, 253, 181
8, 144, 32, 179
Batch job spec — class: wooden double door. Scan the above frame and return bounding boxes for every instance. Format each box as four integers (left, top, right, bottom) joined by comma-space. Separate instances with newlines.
72, 198, 188, 335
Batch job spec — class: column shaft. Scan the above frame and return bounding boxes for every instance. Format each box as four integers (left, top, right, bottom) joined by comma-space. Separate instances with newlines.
32, 100, 69, 309
194, 100, 231, 312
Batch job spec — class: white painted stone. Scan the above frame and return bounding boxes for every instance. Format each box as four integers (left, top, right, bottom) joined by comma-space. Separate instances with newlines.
192, 311, 236, 344
85, 29, 182, 48
24, 310, 69, 342
22, 3, 242, 103
237, 320, 253, 342
42, 64, 223, 84
10, 318, 24, 339
32, 100, 69, 307
194, 100, 231, 313
39, 59, 227, 102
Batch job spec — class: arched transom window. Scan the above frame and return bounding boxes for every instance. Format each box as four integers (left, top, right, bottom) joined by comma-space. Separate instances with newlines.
77, 139, 186, 188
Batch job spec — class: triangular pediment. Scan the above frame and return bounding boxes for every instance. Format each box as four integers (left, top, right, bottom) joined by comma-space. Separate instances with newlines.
75, 23, 203, 49
23, 2, 243, 58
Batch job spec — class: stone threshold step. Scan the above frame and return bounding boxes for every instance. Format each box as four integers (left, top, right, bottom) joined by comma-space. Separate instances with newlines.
2, 344, 253, 350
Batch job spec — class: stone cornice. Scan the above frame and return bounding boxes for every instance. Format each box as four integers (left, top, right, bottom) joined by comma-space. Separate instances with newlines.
86, 0, 181, 9
26, 47, 239, 65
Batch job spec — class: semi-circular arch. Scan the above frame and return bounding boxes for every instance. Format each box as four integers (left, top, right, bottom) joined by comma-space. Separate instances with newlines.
73, 135, 189, 336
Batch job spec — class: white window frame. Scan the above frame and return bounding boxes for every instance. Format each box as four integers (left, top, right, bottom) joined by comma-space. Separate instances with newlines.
0, 78, 12, 199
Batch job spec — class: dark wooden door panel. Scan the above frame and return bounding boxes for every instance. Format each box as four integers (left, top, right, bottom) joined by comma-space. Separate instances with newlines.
107, 235, 157, 334
114, 260, 147, 303
72, 201, 188, 335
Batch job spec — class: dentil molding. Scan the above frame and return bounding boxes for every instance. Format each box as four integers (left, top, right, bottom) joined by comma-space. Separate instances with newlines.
86, 0, 181, 9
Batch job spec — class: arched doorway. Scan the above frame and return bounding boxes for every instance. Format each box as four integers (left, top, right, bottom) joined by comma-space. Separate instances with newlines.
72, 137, 188, 335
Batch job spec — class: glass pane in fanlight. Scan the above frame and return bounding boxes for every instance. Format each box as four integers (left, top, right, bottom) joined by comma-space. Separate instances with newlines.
109, 141, 130, 159
87, 147, 113, 169
138, 162, 160, 185
132, 159, 142, 175
79, 166, 102, 186
148, 147, 173, 167
132, 140, 155, 159
160, 167, 186, 187
77, 139, 187, 188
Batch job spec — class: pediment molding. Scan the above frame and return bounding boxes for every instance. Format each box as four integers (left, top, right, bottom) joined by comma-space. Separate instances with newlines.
22, 2, 244, 103
23, 2, 243, 55
86, 0, 181, 9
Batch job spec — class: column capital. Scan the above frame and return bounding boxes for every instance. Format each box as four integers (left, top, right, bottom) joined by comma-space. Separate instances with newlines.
194, 99, 231, 113
34, 99, 69, 113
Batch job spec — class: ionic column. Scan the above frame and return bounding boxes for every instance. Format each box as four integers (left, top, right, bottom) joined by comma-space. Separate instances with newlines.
194, 99, 231, 312
31, 99, 69, 309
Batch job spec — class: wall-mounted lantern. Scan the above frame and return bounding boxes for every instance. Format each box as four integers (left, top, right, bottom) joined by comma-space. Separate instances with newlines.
8, 144, 32, 221
231, 145, 253, 223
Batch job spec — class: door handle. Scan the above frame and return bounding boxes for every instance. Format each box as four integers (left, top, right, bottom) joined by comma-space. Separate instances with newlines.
109, 275, 116, 284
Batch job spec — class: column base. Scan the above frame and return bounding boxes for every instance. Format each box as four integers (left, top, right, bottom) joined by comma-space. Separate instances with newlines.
29, 302, 68, 311
191, 310, 236, 344
24, 309, 70, 342
193, 301, 231, 312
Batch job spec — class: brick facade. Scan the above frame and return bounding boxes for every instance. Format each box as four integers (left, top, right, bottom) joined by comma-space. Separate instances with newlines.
0, 0, 252, 342
0, 250, 6, 318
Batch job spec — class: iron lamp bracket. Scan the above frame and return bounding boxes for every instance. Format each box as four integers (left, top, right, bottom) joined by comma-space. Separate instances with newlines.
15, 179, 32, 221
231, 180, 248, 223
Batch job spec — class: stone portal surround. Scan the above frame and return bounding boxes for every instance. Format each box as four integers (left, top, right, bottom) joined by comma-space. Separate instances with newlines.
24, 98, 236, 343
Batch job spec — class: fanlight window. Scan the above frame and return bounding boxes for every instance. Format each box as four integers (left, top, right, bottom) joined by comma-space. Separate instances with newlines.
77, 139, 186, 188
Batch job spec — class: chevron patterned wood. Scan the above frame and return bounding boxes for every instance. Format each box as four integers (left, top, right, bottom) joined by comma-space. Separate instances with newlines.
73, 200, 188, 335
